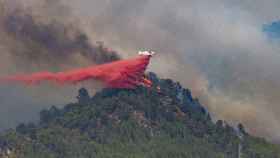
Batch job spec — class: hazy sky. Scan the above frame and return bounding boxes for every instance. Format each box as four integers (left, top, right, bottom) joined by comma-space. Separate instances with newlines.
1, 0, 280, 142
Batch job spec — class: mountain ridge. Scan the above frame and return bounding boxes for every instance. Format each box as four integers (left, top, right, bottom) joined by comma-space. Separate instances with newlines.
0, 72, 279, 158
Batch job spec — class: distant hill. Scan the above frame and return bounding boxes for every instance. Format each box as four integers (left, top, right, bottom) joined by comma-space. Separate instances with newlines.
0, 72, 279, 158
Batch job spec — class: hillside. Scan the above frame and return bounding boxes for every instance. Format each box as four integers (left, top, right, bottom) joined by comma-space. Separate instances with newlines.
0, 72, 279, 158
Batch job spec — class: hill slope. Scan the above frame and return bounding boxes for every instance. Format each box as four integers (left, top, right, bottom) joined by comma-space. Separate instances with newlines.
0, 72, 279, 158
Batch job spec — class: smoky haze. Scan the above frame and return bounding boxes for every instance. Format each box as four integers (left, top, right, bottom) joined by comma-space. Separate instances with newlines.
0, 0, 115, 129
1, 0, 280, 143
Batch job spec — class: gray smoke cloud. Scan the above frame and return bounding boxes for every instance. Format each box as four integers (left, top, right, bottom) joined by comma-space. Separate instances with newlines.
63, 0, 280, 142
1, 0, 280, 143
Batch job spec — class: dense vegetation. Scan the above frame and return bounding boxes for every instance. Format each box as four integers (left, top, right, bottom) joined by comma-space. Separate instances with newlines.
0, 72, 279, 158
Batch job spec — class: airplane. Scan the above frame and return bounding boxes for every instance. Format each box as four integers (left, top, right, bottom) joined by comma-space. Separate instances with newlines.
138, 51, 156, 56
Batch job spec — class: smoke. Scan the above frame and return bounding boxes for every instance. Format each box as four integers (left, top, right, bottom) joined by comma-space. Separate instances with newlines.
1, 0, 280, 143
0, 0, 119, 129
60, 0, 280, 142
0, 0, 119, 70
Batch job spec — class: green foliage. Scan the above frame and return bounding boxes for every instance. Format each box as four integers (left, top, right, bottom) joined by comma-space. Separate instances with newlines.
243, 136, 280, 158
0, 77, 280, 158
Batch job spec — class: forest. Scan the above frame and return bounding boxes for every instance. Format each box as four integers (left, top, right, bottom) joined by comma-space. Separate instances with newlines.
0, 72, 279, 158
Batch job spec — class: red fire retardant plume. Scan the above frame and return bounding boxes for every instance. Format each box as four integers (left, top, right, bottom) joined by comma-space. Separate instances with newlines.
1, 55, 153, 89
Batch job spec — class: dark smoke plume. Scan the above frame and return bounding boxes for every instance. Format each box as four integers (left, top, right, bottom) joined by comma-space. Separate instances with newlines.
3, 12, 119, 64
0, 0, 120, 69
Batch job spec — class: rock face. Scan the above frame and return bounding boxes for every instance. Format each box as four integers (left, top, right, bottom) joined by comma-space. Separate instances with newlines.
0, 72, 279, 158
